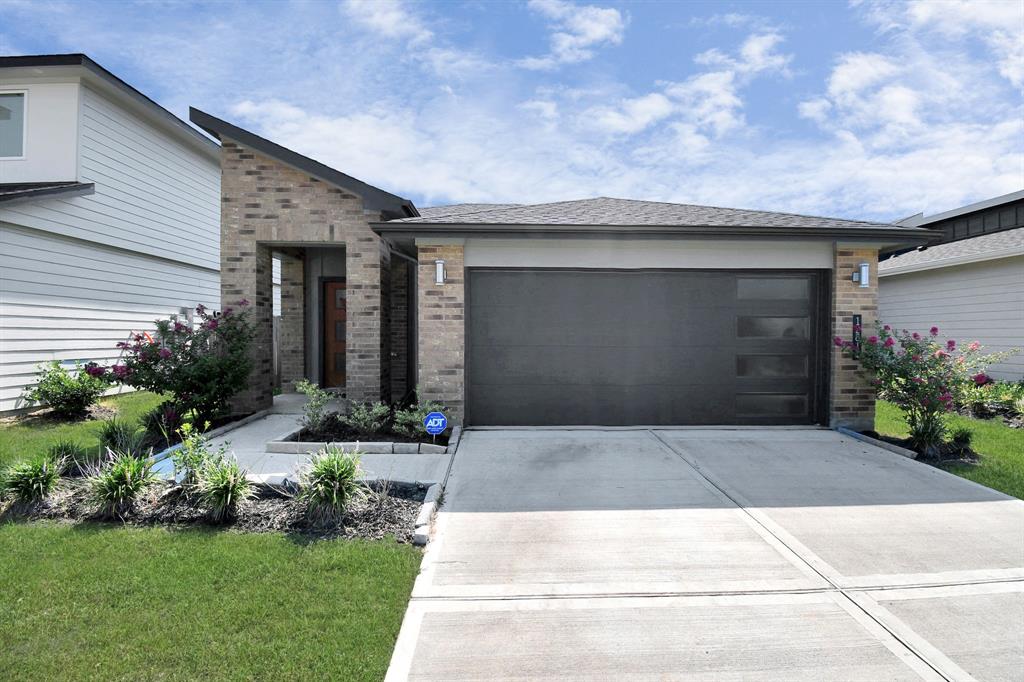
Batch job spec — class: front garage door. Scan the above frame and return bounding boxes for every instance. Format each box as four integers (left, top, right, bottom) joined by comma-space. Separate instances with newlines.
466, 269, 827, 426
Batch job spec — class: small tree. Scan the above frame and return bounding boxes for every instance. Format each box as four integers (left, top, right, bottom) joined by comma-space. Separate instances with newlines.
836, 323, 1013, 455
91, 302, 254, 424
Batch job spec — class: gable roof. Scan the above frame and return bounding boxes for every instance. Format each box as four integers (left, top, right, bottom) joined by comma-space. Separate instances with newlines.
189, 107, 418, 219
389, 197, 897, 229
0, 54, 218, 159
375, 196, 939, 248
879, 226, 1024, 276
0, 182, 95, 206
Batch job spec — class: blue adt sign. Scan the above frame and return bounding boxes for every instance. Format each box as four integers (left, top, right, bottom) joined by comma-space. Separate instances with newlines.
423, 412, 447, 435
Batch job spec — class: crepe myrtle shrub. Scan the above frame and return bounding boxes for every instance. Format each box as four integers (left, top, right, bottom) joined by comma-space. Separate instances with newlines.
24, 360, 111, 419
90, 301, 255, 424
300, 446, 364, 522
836, 323, 1014, 456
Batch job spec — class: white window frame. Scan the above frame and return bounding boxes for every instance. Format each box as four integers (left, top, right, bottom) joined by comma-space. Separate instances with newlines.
0, 89, 28, 160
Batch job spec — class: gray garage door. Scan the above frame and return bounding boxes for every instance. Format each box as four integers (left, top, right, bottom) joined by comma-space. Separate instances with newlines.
466, 269, 827, 426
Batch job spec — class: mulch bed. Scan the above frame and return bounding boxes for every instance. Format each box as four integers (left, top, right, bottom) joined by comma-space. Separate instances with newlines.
297, 417, 449, 446
955, 406, 1023, 429
2, 479, 426, 542
860, 430, 982, 465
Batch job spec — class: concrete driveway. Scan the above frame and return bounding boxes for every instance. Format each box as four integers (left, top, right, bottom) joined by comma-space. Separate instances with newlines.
387, 428, 1024, 681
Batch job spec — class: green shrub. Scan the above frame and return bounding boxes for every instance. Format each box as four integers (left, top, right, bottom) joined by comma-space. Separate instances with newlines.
295, 379, 332, 432
341, 401, 391, 436
949, 427, 973, 450
300, 446, 363, 522
141, 402, 184, 450
88, 451, 155, 517
23, 361, 110, 419
98, 418, 148, 458
49, 439, 93, 475
1, 454, 62, 503
197, 456, 252, 523
392, 399, 447, 439
171, 422, 225, 486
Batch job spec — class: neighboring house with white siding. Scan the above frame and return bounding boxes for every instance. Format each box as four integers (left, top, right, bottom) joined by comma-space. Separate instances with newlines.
879, 191, 1024, 381
0, 54, 224, 413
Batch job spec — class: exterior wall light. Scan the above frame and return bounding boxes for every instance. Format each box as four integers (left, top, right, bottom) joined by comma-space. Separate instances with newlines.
434, 259, 446, 285
852, 262, 870, 288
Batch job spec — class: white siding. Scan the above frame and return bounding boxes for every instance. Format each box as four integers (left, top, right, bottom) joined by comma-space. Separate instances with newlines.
879, 256, 1024, 380
0, 83, 220, 271
0, 81, 79, 183
0, 223, 219, 412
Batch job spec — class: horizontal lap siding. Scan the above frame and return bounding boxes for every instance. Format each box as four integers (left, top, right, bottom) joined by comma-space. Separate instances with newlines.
879, 257, 1024, 380
0, 224, 219, 411
0, 85, 220, 271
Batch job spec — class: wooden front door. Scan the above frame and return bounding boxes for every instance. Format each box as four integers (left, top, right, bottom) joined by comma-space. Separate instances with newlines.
322, 280, 346, 388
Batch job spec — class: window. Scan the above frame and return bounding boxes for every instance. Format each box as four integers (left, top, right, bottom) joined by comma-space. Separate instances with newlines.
0, 92, 25, 158
737, 316, 809, 338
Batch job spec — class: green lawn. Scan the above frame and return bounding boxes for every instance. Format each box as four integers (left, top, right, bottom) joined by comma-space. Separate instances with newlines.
875, 400, 1024, 500
0, 523, 421, 681
0, 392, 165, 468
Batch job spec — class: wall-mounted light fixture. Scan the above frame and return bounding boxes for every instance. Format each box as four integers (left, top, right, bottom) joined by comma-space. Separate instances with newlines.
851, 262, 870, 288
434, 259, 446, 285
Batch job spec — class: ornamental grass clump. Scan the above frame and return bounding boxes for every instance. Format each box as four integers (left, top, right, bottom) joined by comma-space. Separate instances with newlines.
98, 418, 149, 458
1, 454, 62, 504
197, 456, 252, 523
88, 450, 155, 517
49, 439, 93, 475
836, 323, 1015, 456
300, 446, 363, 523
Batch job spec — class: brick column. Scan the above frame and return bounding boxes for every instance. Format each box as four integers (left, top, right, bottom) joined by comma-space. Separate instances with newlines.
221, 240, 274, 415
390, 258, 410, 399
417, 243, 464, 422
278, 252, 305, 389
831, 246, 879, 430
345, 235, 390, 402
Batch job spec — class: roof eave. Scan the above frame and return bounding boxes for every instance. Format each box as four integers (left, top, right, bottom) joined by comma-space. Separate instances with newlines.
370, 222, 940, 246
0, 182, 95, 206
879, 247, 1024, 277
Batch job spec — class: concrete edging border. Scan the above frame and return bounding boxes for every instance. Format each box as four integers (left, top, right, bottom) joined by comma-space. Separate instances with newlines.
835, 426, 918, 459
266, 428, 456, 455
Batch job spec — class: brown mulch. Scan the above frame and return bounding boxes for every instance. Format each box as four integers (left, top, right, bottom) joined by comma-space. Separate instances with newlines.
2, 479, 426, 542
861, 431, 982, 465
298, 420, 449, 446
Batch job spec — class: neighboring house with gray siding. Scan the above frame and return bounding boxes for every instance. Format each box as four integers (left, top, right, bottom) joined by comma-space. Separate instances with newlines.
879, 191, 1024, 381
0, 54, 225, 413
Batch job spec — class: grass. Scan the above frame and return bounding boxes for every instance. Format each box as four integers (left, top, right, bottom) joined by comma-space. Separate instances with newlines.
0, 392, 164, 469
0, 523, 421, 681
875, 400, 1024, 500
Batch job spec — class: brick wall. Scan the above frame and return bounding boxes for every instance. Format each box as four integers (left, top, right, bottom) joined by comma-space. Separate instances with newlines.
390, 258, 410, 399
831, 247, 879, 430
278, 252, 305, 389
220, 138, 390, 413
417, 244, 464, 422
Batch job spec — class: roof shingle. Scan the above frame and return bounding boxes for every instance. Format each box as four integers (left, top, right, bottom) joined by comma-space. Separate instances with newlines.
880, 227, 1024, 273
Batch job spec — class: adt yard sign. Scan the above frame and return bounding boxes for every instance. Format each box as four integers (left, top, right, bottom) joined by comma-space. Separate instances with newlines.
423, 412, 447, 435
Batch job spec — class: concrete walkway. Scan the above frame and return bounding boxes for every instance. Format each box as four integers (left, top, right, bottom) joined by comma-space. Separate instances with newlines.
387, 428, 1024, 681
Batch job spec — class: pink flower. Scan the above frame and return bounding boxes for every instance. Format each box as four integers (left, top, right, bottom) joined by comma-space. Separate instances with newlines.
206, 319, 219, 330
912, 377, 925, 384
238, 298, 250, 307
912, 332, 921, 340
84, 363, 106, 378
968, 341, 980, 351
833, 336, 844, 347
973, 373, 990, 386
934, 349, 947, 359
158, 348, 172, 359
911, 355, 921, 362
883, 325, 891, 331
867, 335, 878, 345
111, 364, 130, 379
173, 321, 187, 332
884, 337, 895, 347
946, 339, 956, 351
929, 326, 939, 336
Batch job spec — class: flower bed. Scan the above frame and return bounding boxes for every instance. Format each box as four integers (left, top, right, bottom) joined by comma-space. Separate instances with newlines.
2, 479, 426, 542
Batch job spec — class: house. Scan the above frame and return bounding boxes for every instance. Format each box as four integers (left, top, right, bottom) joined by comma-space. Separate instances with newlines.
879, 190, 1024, 381
191, 107, 937, 430
0, 54, 225, 413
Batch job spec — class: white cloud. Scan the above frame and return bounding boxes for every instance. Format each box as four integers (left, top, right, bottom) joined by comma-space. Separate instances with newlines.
518, 0, 627, 70
342, 0, 433, 44
585, 93, 673, 134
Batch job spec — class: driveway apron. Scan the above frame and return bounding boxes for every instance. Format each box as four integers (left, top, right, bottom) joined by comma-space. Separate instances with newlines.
387, 428, 1024, 681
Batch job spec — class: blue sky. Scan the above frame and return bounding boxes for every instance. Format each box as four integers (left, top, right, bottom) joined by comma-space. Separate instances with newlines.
2, 0, 1021, 220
